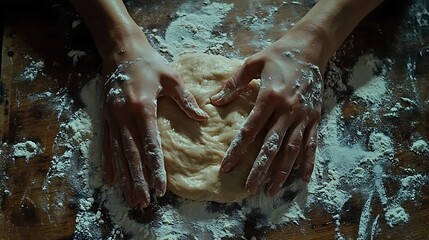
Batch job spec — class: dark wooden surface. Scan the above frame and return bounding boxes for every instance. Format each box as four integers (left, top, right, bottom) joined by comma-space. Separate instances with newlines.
1, 0, 428, 239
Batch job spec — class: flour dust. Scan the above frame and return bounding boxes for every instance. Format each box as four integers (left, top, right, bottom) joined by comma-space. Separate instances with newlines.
2, 1, 428, 240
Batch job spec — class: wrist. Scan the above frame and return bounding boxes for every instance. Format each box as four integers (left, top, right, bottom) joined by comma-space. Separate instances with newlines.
285, 0, 384, 67
280, 22, 333, 71
95, 23, 149, 60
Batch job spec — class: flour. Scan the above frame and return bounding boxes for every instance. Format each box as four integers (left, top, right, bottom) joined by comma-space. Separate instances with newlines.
18, 59, 44, 81
309, 51, 427, 238
72, 19, 81, 29
58, 51, 426, 239
12, 140, 42, 162
384, 205, 409, 228
1, 143, 10, 205
410, 139, 429, 155
412, 0, 429, 26
348, 54, 390, 106
67, 3, 427, 239
5, 1, 426, 239
42, 103, 93, 190
60, 74, 309, 239
68, 50, 87, 65
357, 190, 375, 240
150, 2, 233, 58
235, 4, 284, 49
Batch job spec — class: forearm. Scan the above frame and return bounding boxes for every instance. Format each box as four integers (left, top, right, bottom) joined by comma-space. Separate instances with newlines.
285, 0, 384, 68
69, 0, 146, 59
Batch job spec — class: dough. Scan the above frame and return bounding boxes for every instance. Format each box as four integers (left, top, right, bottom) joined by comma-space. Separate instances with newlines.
157, 53, 261, 203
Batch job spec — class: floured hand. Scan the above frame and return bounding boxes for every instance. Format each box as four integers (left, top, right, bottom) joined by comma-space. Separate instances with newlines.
211, 32, 327, 197
102, 33, 209, 208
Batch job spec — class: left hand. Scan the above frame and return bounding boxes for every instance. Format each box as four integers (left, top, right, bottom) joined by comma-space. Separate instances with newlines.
211, 33, 327, 197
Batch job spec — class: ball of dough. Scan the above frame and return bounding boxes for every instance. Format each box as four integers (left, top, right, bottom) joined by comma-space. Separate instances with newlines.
158, 53, 262, 203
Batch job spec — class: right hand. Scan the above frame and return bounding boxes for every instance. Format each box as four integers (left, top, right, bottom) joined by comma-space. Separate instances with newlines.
101, 31, 209, 208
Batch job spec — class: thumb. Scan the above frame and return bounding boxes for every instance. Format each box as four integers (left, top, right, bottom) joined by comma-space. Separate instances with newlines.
210, 57, 263, 106
167, 81, 210, 121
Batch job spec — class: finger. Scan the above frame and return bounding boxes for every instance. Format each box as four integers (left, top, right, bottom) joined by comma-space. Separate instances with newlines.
245, 114, 290, 194
220, 96, 275, 173
137, 102, 167, 198
245, 132, 283, 194
266, 122, 305, 196
299, 122, 318, 182
162, 74, 209, 121
110, 122, 136, 206
211, 57, 263, 106
120, 126, 150, 208
103, 119, 115, 185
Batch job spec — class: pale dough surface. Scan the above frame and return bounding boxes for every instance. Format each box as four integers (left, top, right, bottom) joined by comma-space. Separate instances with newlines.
157, 53, 261, 203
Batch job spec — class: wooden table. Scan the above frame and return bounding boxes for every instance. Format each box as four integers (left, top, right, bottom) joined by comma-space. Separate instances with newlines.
1, 0, 428, 239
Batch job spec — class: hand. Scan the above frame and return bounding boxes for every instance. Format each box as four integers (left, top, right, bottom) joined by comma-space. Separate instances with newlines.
211, 32, 327, 197
102, 32, 209, 207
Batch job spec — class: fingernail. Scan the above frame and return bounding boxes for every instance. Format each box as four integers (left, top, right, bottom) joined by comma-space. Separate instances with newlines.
246, 183, 256, 194
246, 179, 258, 194
303, 172, 311, 182
195, 108, 210, 118
156, 187, 166, 197
210, 90, 225, 103
140, 201, 149, 209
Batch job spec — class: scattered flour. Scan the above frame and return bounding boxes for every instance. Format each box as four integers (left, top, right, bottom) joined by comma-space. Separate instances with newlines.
41, 93, 93, 189
309, 51, 427, 238
72, 19, 81, 29
12, 140, 42, 162
151, 2, 233, 58
65, 3, 428, 239
348, 54, 390, 106
54, 49, 426, 239
410, 139, 429, 155
5, 1, 428, 239
412, 0, 429, 26
384, 205, 409, 228
68, 50, 87, 65
18, 59, 44, 81
357, 190, 373, 240
70, 75, 310, 239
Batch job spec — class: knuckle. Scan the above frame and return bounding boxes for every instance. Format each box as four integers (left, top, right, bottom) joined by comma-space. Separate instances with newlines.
245, 54, 263, 66
132, 175, 146, 186
135, 99, 157, 116
244, 56, 257, 66
264, 132, 281, 153
276, 170, 289, 183
241, 124, 257, 140
124, 147, 140, 162
285, 142, 301, 154
265, 88, 284, 101
224, 77, 238, 93
307, 140, 318, 153
278, 170, 289, 177
250, 163, 266, 177
144, 142, 163, 160
144, 141, 158, 152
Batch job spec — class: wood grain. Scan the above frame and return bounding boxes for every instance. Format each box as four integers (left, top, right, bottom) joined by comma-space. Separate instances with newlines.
1, 0, 428, 239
